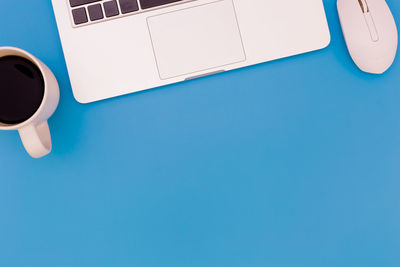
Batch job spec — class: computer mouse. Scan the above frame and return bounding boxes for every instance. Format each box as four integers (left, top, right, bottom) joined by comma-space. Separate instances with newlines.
337, 0, 398, 74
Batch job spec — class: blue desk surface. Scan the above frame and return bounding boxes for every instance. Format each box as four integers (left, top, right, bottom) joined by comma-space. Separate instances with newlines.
1, 1, 400, 266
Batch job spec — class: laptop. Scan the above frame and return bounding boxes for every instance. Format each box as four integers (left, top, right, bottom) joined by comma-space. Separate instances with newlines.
52, 0, 331, 103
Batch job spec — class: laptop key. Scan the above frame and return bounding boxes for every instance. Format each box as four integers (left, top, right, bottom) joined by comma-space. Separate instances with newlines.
139, 0, 183, 9
70, 0, 102, 8
119, 0, 139, 14
88, 4, 104, 21
103, 0, 120, 17
72, 7, 89, 25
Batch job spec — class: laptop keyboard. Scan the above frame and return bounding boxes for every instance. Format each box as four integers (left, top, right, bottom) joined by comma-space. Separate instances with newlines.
69, 0, 188, 26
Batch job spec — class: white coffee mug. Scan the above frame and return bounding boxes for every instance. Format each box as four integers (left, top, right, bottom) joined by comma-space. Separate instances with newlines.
0, 47, 60, 158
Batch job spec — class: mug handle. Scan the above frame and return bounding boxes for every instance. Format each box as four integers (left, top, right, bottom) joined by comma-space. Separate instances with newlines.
18, 121, 52, 158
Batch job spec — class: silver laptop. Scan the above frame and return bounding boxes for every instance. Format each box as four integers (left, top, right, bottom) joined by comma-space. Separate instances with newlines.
52, 0, 330, 103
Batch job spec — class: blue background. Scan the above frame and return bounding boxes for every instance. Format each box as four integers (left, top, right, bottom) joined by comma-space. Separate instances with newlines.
1, 1, 399, 266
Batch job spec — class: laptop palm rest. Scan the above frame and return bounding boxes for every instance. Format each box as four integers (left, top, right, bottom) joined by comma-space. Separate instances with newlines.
147, 0, 246, 80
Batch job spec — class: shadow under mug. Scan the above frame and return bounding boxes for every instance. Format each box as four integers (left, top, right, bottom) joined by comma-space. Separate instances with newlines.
0, 47, 60, 158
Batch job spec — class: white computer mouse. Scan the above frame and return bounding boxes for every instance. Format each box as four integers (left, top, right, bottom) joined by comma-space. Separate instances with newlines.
337, 0, 398, 74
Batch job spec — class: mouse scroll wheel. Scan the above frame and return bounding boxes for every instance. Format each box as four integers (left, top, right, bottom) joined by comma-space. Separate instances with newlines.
357, 0, 379, 42
358, 0, 370, 13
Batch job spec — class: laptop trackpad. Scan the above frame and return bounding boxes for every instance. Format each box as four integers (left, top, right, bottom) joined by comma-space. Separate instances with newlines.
147, 0, 245, 80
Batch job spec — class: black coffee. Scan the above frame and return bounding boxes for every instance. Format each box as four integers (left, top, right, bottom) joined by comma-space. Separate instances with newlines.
0, 56, 45, 124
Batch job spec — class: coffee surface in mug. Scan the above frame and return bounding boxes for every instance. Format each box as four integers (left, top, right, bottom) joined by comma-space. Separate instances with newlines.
0, 56, 45, 124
